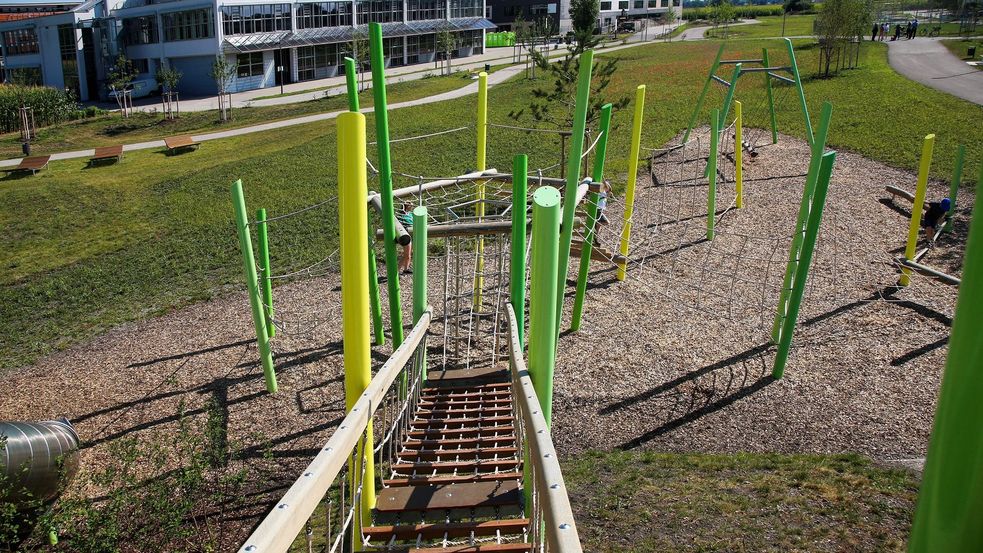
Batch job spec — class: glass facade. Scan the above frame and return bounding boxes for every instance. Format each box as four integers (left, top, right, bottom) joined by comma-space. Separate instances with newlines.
3, 28, 39, 55
296, 2, 353, 28
383, 36, 404, 66
407, 0, 444, 21
449, 0, 482, 18
222, 4, 292, 35
355, 0, 404, 24
57, 25, 79, 98
121, 15, 159, 46
406, 33, 435, 64
297, 43, 343, 79
7, 66, 41, 85
163, 8, 215, 41
237, 52, 265, 77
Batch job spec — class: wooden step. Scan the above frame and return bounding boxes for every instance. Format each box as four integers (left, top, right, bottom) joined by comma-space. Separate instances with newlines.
384, 471, 522, 487
400, 544, 532, 553
419, 398, 512, 409
407, 425, 515, 440
392, 459, 521, 474
362, 519, 529, 541
411, 415, 514, 428
403, 436, 518, 450
417, 406, 513, 418
375, 480, 521, 513
421, 383, 511, 397
399, 446, 518, 461
425, 367, 509, 388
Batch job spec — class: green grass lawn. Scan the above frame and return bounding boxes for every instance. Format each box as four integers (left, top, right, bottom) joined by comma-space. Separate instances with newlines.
565, 451, 918, 551
0, 68, 491, 159
705, 14, 817, 39
1, 38, 981, 369
941, 38, 983, 69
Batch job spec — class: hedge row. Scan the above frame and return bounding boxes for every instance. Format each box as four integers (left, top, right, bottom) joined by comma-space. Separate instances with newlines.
682, 5, 787, 20
0, 84, 97, 135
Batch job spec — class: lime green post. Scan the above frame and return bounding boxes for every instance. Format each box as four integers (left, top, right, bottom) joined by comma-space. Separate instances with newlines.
618, 85, 646, 282
908, 163, 983, 552
412, 205, 428, 385
556, 49, 593, 337
719, 63, 742, 130
772, 101, 833, 344
707, 108, 719, 240
684, 43, 725, 143
369, 22, 404, 347
344, 57, 359, 112
530, 186, 561, 426
511, 154, 528, 349
944, 144, 965, 232
900, 134, 936, 286
762, 48, 779, 145
772, 151, 837, 379
231, 181, 277, 394
784, 38, 814, 147
256, 208, 274, 339
571, 103, 612, 331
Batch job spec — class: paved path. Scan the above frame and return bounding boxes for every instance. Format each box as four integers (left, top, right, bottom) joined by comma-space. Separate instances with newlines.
679, 19, 761, 41
887, 37, 983, 106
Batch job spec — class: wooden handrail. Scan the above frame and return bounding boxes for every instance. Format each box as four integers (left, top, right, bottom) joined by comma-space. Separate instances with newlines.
505, 304, 584, 553
238, 310, 432, 553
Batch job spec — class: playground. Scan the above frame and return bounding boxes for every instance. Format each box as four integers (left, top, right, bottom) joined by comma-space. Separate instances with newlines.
2, 25, 982, 553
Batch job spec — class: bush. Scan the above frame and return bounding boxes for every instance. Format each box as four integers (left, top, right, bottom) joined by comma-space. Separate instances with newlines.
0, 85, 80, 134
682, 4, 787, 20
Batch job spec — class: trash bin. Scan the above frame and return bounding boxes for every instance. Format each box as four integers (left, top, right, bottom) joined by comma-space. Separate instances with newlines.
484, 63, 490, 73
21, 142, 30, 156
969, 47, 977, 58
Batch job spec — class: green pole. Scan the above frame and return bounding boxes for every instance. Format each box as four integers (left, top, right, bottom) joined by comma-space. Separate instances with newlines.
412, 205, 428, 384
344, 57, 359, 112
909, 163, 983, 552
684, 43, 725, 144
772, 101, 832, 344
784, 38, 814, 147
556, 49, 594, 338
707, 108, 719, 240
231, 180, 277, 394
571, 103, 613, 331
772, 151, 836, 379
719, 63, 742, 131
944, 144, 965, 232
369, 22, 405, 348
256, 208, 274, 339
511, 154, 528, 349
530, 186, 561, 426
762, 48, 779, 145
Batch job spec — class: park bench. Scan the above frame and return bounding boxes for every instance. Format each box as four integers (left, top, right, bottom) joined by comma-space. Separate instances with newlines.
89, 145, 123, 165
164, 135, 200, 155
3, 155, 50, 176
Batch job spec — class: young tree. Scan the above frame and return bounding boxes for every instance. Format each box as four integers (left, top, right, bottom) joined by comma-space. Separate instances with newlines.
107, 54, 139, 118
569, 0, 601, 51
711, 0, 736, 37
344, 30, 370, 91
513, 9, 529, 64
436, 29, 456, 75
815, 0, 871, 76
155, 64, 182, 120
664, 8, 679, 41
210, 55, 237, 122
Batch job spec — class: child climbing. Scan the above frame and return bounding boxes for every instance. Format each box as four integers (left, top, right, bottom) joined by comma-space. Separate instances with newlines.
398, 202, 414, 273
922, 198, 951, 241
597, 179, 612, 226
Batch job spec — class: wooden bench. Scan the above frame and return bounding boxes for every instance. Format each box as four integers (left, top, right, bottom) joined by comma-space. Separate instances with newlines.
89, 145, 123, 165
2, 155, 51, 176
164, 135, 200, 154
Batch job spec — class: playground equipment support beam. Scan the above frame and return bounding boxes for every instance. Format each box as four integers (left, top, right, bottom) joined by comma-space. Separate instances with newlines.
896, 258, 961, 286
719, 63, 743, 132
711, 75, 731, 87
369, 22, 405, 348
256, 208, 274, 338
511, 155, 528, 349
344, 57, 359, 112
474, 71, 489, 312
618, 85, 646, 282
766, 72, 796, 85
412, 205, 428, 383
735, 101, 743, 209
900, 134, 936, 286
762, 48, 779, 144
944, 144, 964, 232
720, 58, 763, 64
784, 38, 814, 146
529, 185, 561, 428
707, 108, 719, 240
231, 181, 277, 394
337, 110, 375, 526
908, 164, 983, 552
684, 43, 725, 144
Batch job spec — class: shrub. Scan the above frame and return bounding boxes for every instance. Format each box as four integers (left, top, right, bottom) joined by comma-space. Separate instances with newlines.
0, 85, 80, 134
682, 4, 786, 20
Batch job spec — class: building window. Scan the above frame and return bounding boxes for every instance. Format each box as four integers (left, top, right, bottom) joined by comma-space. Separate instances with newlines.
356, 0, 403, 24
528, 3, 548, 16
297, 43, 342, 80
618, 1, 629, 9
672, 0, 679, 5
406, 32, 435, 63
648, 0, 657, 6
383, 36, 404, 65
408, 0, 444, 21
634, 0, 643, 7
600, 1, 611, 9
58, 25, 79, 98
222, 4, 291, 35
122, 15, 159, 45
296, 2, 352, 28
163, 8, 215, 41
7, 66, 41, 85
449, 0, 482, 18
236, 52, 264, 78
3, 28, 39, 55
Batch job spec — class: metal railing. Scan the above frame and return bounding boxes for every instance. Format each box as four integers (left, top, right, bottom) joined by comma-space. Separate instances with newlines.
238, 310, 432, 553
506, 304, 584, 553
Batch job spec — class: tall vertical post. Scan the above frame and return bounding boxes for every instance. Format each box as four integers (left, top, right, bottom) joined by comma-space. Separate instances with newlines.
511, 154, 528, 349
474, 72, 489, 311
571, 103, 612, 331
231, 181, 277, 394
476, 71, 488, 171
412, 205, 428, 384
944, 144, 964, 232
900, 134, 936, 286
772, 101, 832, 343
369, 22, 405, 347
707, 108, 719, 240
256, 208, 274, 338
772, 151, 836, 378
529, 186, 561, 427
784, 38, 814, 147
719, 63, 742, 131
618, 85, 646, 282
762, 48, 779, 145
337, 111, 375, 527
556, 49, 593, 337
735, 101, 744, 208
344, 57, 359, 112
684, 43, 725, 143
909, 165, 983, 552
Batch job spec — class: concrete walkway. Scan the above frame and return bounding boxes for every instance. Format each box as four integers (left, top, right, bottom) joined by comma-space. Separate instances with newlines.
886, 37, 983, 106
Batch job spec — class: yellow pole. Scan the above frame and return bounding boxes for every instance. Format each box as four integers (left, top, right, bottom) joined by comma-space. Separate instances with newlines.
735, 100, 744, 209
899, 134, 935, 286
337, 111, 375, 529
617, 84, 646, 282
474, 72, 489, 310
